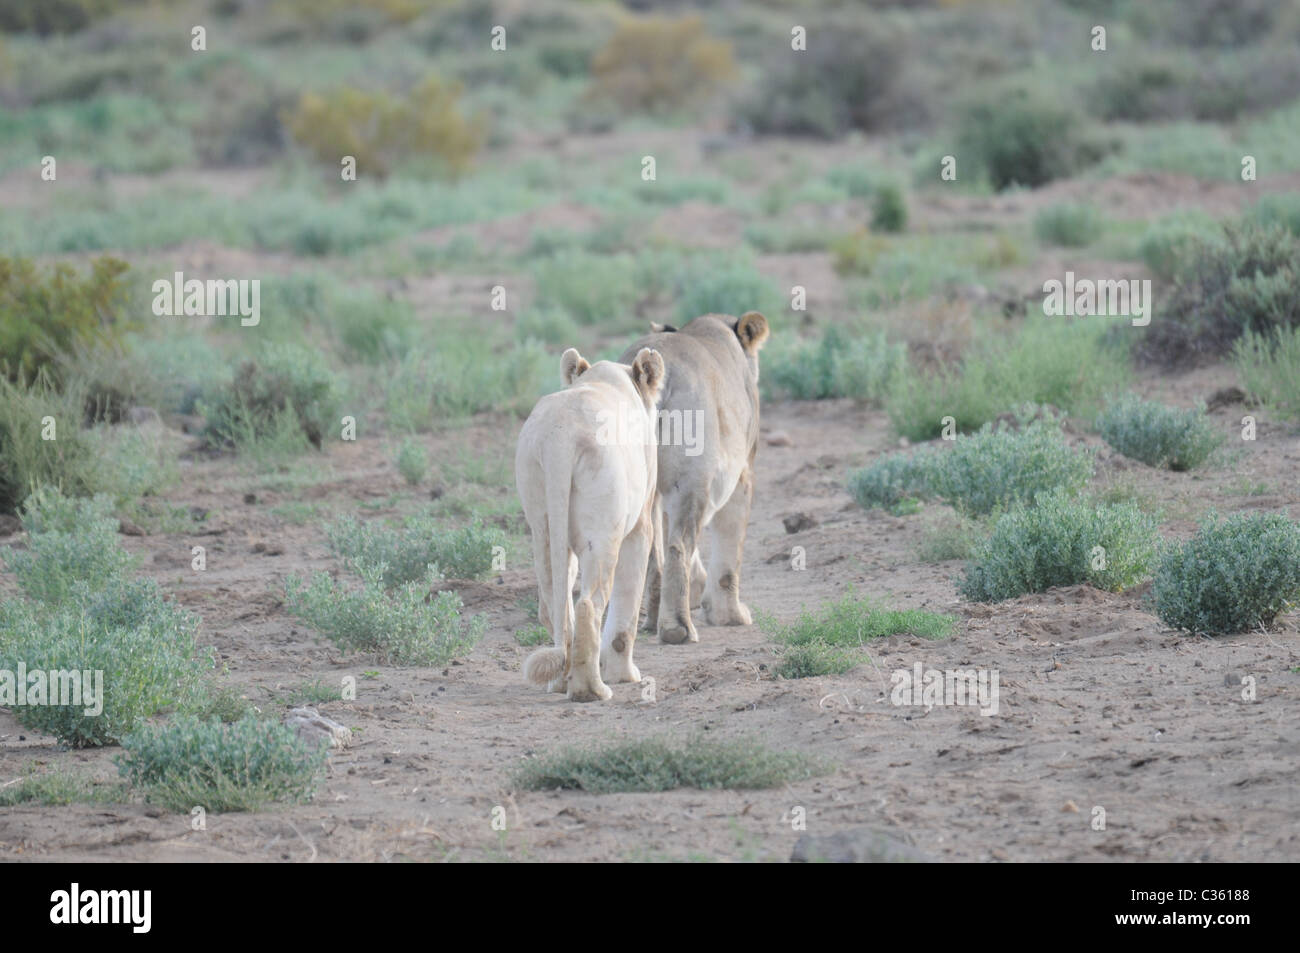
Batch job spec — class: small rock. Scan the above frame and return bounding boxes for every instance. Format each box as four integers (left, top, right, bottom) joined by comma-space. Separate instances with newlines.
0, 514, 22, 537
1224, 672, 1244, 687
1206, 386, 1247, 412
188, 506, 209, 522
118, 518, 146, 536
791, 829, 933, 863
429, 485, 446, 500
243, 493, 258, 505
1062, 800, 1079, 813
284, 707, 351, 749
252, 541, 285, 556
782, 512, 817, 534
765, 431, 792, 448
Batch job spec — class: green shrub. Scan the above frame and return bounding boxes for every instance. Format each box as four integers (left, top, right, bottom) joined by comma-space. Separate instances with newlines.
956, 89, 1105, 191
286, 75, 484, 178
285, 560, 485, 665
0, 256, 130, 385
117, 715, 327, 812
533, 251, 639, 325
1141, 222, 1300, 365
0, 576, 212, 748
1152, 511, 1300, 636
587, 14, 736, 113
673, 254, 781, 325
1138, 212, 1218, 281
514, 306, 581, 346
396, 438, 427, 486
829, 229, 887, 277
736, 18, 922, 138
847, 450, 935, 511
0, 0, 116, 35
887, 319, 1131, 440
1, 490, 132, 604
1247, 193, 1300, 239
959, 489, 1158, 602
1033, 204, 1103, 248
514, 623, 549, 647
0, 373, 98, 512
0, 766, 125, 806
200, 343, 341, 453
384, 337, 550, 426
327, 513, 505, 585
871, 184, 908, 233
1233, 325, 1300, 422
763, 326, 906, 403
1096, 396, 1221, 470
513, 736, 822, 793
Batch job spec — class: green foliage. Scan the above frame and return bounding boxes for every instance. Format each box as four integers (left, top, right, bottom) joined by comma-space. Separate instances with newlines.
286, 75, 484, 178
0, 374, 97, 513
0, 571, 212, 747
327, 513, 506, 585
829, 229, 887, 277
587, 14, 736, 113
285, 561, 485, 666
1033, 203, 1103, 248
737, 17, 920, 138
0, 766, 125, 806
1142, 222, 1300, 365
871, 184, 908, 233
1233, 325, 1300, 422
513, 736, 822, 793
533, 251, 639, 324
514, 623, 549, 647
1138, 212, 1218, 281
384, 337, 550, 427
1153, 511, 1300, 636
886, 319, 1131, 441
200, 343, 341, 454
395, 438, 427, 486
0, 0, 117, 35
1, 490, 133, 603
672, 254, 781, 326
1096, 396, 1221, 470
117, 715, 327, 812
0, 256, 130, 385
847, 450, 935, 512
760, 594, 953, 678
959, 489, 1158, 603
956, 89, 1105, 191
762, 326, 906, 403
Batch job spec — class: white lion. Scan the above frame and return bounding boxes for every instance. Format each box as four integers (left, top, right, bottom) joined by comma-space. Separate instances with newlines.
516, 346, 665, 702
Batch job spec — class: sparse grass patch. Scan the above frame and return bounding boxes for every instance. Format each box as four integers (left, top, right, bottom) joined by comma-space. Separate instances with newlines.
0, 766, 126, 807
396, 438, 427, 486
1096, 396, 1222, 470
117, 715, 327, 813
1232, 325, 1300, 423
916, 517, 982, 564
762, 326, 906, 403
1153, 511, 1300, 636
327, 513, 506, 585
513, 736, 822, 794
1033, 203, 1103, 248
514, 623, 549, 648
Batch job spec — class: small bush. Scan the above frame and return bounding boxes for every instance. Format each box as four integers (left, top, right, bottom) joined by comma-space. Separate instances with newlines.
514, 623, 549, 648
763, 326, 906, 403
916, 518, 981, 564
956, 89, 1105, 191
0, 0, 115, 35
1141, 222, 1300, 365
1138, 212, 1218, 281
0, 575, 211, 747
117, 715, 327, 812
587, 14, 736, 113
672, 254, 782, 326
830, 229, 887, 277
200, 343, 341, 453
286, 75, 484, 178
871, 184, 908, 233
1096, 396, 1221, 470
0, 256, 130, 385
513, 736, 822, 793
285, 561, 485, 666
1, 490, 132, 604
959, 490, 1158, 603
396, 438, 427, 485
736, 18, 923, 138
847, 450, 935, 512
0, 373, 99, 512
1033, 204, 1103, 248
384, 337, 550, 426
1152, 511, 1300, 636
1233, 325, 1300, 422
327, 513, 506, 585
533, 251, 639, 325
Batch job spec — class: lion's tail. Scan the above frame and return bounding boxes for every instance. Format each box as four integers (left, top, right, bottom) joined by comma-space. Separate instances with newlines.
524, 438, 576, 688
524, 646, 565, 686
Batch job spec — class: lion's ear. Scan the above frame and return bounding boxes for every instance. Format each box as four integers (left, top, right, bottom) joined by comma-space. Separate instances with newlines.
631, 347, 665, 402
560, 348, 590, 386
735, 311, 770, 355
650, 322, 678, 333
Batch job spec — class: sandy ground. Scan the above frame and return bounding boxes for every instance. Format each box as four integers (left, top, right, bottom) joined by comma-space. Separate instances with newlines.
2, 362, 1297, 863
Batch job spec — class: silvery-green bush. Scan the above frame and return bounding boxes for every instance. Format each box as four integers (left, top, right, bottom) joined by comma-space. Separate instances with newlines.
960, 489, 1157, 602
1096, 396, 1221, 471
326, 513, 505, 586
0, 489, 134, 604
1153, 511, 1300, 635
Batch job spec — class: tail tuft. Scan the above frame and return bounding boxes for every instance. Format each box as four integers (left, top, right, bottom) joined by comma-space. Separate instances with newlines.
524, 647, 565, 686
